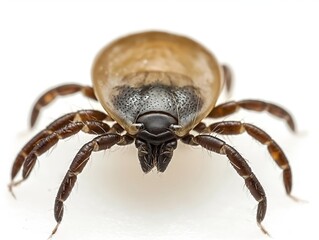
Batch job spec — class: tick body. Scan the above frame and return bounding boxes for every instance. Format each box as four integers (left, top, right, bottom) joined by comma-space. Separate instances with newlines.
10, 31, 296, 236
92, 32, 222, 137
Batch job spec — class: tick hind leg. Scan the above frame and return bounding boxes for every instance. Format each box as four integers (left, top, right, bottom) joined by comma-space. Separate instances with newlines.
208, 99, 296, 131
51, 133, 133, 237
195, 121, 293, 195
182, 134, 268, 234
31, 84, 97, 127
222, 65, 232, 93
9, 110, 113, 196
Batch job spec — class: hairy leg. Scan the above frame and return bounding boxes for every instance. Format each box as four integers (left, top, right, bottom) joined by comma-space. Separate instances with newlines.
31, 84, 97, 127
51, 133, 133, 236
10, 110, 113, 195
222, 64, 232, 93
196, 121, 293, 195
182, 134, 268, 234
208, 99, 296, 131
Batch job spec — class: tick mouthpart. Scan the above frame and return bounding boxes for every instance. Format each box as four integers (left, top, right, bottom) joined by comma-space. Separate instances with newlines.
135, 112, 178, 145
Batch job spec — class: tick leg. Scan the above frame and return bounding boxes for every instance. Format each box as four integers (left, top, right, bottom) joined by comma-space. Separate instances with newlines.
208, 99, 295, 131
109, 123, 125, 134
10, 110, 112, 194
31, 84, 97, 127
184, 134, 268, 235
204, 121, 293, 195
51, 133, 133, 237
26, 121, 111, 180
222, 65, 232, 93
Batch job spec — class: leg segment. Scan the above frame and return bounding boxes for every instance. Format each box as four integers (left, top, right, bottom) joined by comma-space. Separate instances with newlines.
51, 133, 133, 236
108, 123, 125, 134
10, 110, 112, 190
222, 65, 232, 93
202, 121, 292, 195
183, 134, 268, 234
23, 121, 112, 183
31, 84, 97, 127
208, 100, 296, 131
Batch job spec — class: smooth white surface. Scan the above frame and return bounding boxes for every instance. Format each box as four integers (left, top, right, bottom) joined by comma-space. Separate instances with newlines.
0, 1, 318, 239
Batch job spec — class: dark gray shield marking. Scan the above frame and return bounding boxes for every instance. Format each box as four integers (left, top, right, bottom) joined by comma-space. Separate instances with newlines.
112, 84, 203, 127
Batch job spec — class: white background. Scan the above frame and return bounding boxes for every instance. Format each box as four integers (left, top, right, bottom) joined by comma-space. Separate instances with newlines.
1, 1, 318, 240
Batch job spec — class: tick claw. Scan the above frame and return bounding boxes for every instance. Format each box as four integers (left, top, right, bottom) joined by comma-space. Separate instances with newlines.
288, 194, 307, 203
8, 179, 24, 199
48, 223, 60, 239
8, 183, 17, 199
258, 223, 271, 237
8, 180, 24, 199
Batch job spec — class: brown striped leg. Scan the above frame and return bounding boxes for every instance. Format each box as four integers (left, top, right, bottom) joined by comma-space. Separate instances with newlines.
202, 121, 293, 195
31, 84, 97, 127
222, 65, 232, 93
183, 134, 268, 235
50, 133, 133, 237
108, 123, 125, 134
9, 110, 112, 195
21, 121, 111, 185
208, 100, 296, 131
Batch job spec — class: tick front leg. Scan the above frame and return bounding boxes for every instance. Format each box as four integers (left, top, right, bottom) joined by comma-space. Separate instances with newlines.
184, 134, 269, 235
208, 99, 296, 131
205, 121, 293, 195
51, 133, 132, 237
9, 110, 112, 195
31, 84, 97, 127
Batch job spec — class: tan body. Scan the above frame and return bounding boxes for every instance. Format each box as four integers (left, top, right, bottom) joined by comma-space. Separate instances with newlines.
92, 31, 223, 136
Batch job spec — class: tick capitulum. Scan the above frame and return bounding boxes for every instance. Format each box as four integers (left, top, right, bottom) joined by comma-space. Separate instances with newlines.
10, 31, 296, 237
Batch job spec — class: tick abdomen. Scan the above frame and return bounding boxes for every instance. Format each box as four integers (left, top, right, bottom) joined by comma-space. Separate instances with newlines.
92, 31, 222, 136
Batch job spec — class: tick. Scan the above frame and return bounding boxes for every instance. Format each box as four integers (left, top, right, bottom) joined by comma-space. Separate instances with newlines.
9, 31, 296, 236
